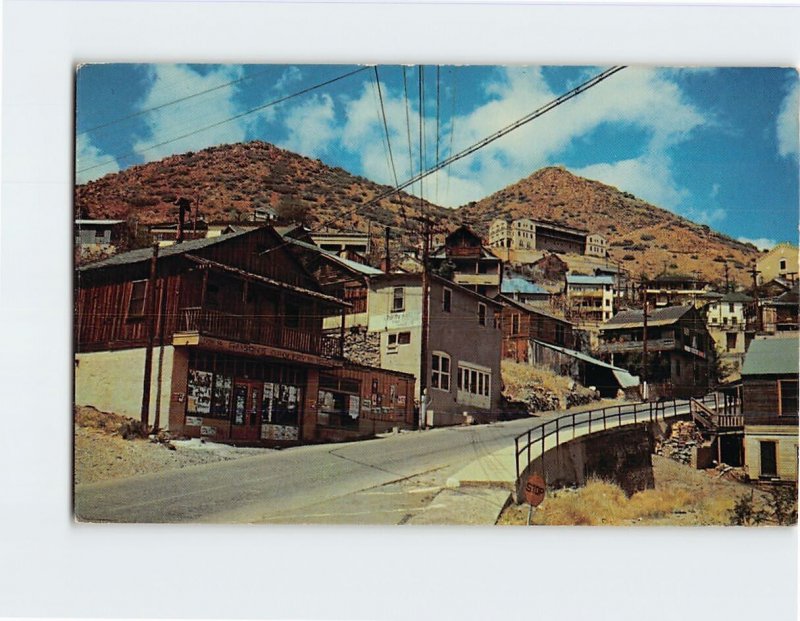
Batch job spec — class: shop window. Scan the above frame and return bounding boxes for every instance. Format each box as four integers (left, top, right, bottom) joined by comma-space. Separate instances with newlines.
392, 287, 405, 312
431, 352, 451, 391
127, 280, 147, 318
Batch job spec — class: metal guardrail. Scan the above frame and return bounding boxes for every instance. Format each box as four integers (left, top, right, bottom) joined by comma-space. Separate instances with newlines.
513, 394, 718, 484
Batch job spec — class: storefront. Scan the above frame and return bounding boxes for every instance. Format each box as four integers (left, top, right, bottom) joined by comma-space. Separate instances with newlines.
183, 350, 307, 444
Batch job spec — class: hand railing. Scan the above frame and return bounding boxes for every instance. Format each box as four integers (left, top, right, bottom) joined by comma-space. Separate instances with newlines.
513, 393, 719, 486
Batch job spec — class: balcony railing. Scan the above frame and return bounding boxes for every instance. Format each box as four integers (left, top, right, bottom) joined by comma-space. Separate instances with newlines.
179, 307, 341, 358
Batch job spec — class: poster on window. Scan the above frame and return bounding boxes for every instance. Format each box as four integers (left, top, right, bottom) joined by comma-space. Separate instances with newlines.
187, 369, 213, 414
348, 395, 360, 419
262, 382, 274, 423
211, 374, 232, 417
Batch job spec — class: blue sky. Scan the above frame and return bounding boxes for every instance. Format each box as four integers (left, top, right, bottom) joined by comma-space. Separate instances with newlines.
76, 64, 799, 248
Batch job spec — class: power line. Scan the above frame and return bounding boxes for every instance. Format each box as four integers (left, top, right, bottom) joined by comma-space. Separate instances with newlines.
78, 65, 283, 136
78, 66, 370, 176
402, 66, 415, 194
373, 66, 399, 188
360, 65, 626, 212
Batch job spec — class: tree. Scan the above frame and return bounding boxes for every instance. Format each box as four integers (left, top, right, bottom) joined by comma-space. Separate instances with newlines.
275, 195, 311, 226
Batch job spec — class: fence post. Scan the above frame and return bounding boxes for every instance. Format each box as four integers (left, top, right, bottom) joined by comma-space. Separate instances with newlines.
515, 436, 520, 483
572, 412, 576, 441
618, 405, 622, 427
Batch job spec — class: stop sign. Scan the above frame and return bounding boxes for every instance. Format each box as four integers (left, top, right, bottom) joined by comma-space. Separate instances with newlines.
523, 473, 546, 507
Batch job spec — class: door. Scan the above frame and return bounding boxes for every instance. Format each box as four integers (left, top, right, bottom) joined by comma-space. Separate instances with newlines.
230, 380, 262, 442
760, 441, 778, 478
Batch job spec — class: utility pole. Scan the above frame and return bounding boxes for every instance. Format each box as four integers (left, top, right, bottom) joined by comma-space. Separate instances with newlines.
749, 262, 762, 332
724, 261, 730, 293
141, 243, 160, 429
416, 215, 433, 430
640, 282, 649, 400
384, 225, 391, 273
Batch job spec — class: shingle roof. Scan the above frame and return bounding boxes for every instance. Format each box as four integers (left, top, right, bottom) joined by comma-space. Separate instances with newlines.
78, 228, 256, 271
771, 284, 800, 306
531, 339, 639, 388
602, 305, 692, 330
741, 337, 799, 376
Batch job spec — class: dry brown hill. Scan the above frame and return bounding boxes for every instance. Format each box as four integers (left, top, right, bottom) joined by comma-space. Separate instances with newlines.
75, 141, 456, 253
75, 142, 762, 286
458, 166, 761, 287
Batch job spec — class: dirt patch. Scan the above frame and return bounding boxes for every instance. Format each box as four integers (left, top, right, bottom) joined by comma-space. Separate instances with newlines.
74, 406, 272, 485
498, 455, 786, 526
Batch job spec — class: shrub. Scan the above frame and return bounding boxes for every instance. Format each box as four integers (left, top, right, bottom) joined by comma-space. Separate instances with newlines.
640, 234, 656, 241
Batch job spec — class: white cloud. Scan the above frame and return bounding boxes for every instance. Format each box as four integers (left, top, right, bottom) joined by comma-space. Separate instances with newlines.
279, 94, 337, 158
333, 67, 709, 212
75, 134, 120, 184
777, 77, 799, 159
275, 66, 302, 93
737, 236, 776, 251
131, 64, 254, 162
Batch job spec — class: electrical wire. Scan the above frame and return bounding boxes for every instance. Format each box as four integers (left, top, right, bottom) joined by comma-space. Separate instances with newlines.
374, 67, 399, 189
78, 66, 370, 176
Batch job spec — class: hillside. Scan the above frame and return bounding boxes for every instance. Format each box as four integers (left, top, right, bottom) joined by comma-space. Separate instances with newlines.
458, 166, 761, 286
75, 142, 762, 286
75, 141, 456, 253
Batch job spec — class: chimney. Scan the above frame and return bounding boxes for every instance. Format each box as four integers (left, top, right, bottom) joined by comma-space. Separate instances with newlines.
174, 197, 192, 243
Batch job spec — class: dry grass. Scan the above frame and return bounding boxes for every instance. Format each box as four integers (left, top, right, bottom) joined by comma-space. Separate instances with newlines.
502, 360, 574, 400
499, 456, 772, 526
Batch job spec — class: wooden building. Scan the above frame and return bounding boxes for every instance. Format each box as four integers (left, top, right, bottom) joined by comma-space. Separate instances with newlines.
429, 225, 503, 298
740, 336, 799, 482
597, 305, 714, 399
498, 295, 576, 362
75, 227, 414, 446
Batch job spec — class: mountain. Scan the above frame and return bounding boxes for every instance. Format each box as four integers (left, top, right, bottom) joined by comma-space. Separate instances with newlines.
75, 142, 763, 286
75, 140, 456, 242
458, 166, 761, 286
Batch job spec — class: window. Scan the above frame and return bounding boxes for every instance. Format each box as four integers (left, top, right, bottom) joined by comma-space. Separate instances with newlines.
779, 380, 798, 416
387, 331, 411, 348
731, 316, 737, 325
127, 280, 148, 318
779, 259, 787, 271
431, 352, 451, 391
443, 288, 452, 313
458, 365, 491, 398
729, 303, 735, 313
392, 287, 405, 312
726, 332, 737, 351
511, 313, 520, 335
478, 303, 487, 326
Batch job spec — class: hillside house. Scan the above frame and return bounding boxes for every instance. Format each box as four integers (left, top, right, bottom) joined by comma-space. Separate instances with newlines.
565, 273, 615, 323
75, 227, 414, 445
429, 225, 503, 298
644, 272, 710, 308
740, 336, 799, 482
597, 305, 714, 399
500, 272, 551, 306
74, 219, 126, 258
364, 273, 503, 426
756, 243, 799, 285
585, 233, 608, 257
705, 291, 755, 377
310, 231, 371, 257
760, 284, 800, 334
498, 295, 577, 363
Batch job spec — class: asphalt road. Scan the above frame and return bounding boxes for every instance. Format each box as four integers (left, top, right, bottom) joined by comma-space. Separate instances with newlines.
75, 414, 542, 524
74, 399, 693, 524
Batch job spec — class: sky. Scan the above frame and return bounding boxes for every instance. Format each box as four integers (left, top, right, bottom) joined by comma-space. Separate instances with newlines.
75, 64, 799, 249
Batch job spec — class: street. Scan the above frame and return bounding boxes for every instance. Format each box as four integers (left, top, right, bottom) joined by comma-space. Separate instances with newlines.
75, 414, 543, 524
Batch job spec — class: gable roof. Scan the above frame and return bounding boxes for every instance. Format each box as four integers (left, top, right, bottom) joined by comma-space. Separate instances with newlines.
498, 295, 572, 325
531, 339, 639, 388
602, 305, 693, 330
282, 236, 384, 277
78, 228, 256, 272
741, 337, 799, 376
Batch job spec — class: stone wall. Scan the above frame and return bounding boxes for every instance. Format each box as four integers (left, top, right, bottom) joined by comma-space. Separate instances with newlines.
343, 326, 381, 367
